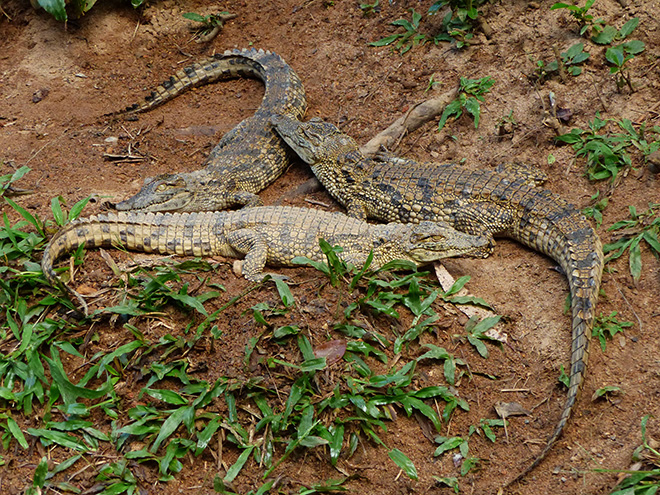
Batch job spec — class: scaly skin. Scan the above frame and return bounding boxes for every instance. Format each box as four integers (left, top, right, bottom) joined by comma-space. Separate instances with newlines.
112, 48, 307, 212
42, 206, 489, 313
270, 114, 604, 483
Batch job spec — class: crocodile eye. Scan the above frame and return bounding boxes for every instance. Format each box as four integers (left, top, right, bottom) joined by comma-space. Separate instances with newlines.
156, 183, 168, 192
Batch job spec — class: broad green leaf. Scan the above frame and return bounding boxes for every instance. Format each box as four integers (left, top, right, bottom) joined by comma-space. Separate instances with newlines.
183, 12, 207, 22
628, 238, 642, 281
144, 388, 188, 405
224, 446, 254, 483
550, 3, 574, 10
388, 449, 418, 480
33, 456, 49, 488
643, 230, 660, 254
68, 195, 92, 221
565, 42, 584, 59
37, 0, 67, 21
618, 17, 639, 38
623, 39, 645, 55
150, 406, 194, 452
592, 25, 618, 44
7, 417, 29, 449
329, 424, 344, 466
273, 278, 294, 308
45, 355, 113, 405
434, 436, 464, 455
28, 428, 89, 451
51, 197, 65, 226
606, 46, 625, 67
444, 275, 470, 296
369, 34, 401, 47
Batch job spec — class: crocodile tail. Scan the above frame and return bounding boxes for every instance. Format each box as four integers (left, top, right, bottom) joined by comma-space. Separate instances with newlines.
508, 229, 603, 485
106, 48, 306, 118
41, 211, 222, 312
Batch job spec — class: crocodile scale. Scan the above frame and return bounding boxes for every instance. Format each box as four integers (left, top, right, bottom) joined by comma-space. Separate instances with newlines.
112, 48, 307, 212
271, 114, 604, 483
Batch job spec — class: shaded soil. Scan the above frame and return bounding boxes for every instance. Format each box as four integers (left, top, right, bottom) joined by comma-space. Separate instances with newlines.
1, 0, 659, 494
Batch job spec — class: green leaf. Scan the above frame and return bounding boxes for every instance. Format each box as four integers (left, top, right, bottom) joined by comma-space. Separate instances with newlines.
150, 406, 194, 452
438, 99, 463, 130
628, 237, 642, 281
618, 17, 639, 38
443, 275, 470, 296
434, 436, 465, 455
369, 34, 402, 47
183, 12, 208, 23
388, 449, 418, 480
606, 46, 625, 67
68, 196, 92, 221
643, 230, 660, 255
273, 278, 295, 308
329, 424, 344, 466
550, 2, 575, 10
7, 417, 29, 449
565, 42, 584, 59
4, 196, 44, 236
301, 357, 327, 373
33, 456, 49, 488
622, 39, 645, 55
45, 354, 113, 405
411, 9, 422, 28
224, 446, 254, 483
37, 0, 67, 21
273, 325, 300, 339
28, 428, 89, 451
144, 388, 188, 405
592, 25, 618, 44
51, 197, 65, 226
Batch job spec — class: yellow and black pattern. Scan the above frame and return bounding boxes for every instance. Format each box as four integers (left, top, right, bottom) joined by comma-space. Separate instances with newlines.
42, 206, 488, 311
271, 114, 604, 480
112, 48, 307, 212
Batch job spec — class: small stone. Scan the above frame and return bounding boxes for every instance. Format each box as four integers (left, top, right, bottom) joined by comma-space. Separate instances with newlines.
647, 150, 660, 174
32, 88, 49, 103
104, 136, 118, 143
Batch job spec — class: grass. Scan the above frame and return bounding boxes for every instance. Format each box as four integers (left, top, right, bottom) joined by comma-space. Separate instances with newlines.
555, 115, 660, 182
438, 76, 495, 130
370, 0, 487, 53
31, 0, 146, 22
1, 168, 514, 492
604, 203, 660, 282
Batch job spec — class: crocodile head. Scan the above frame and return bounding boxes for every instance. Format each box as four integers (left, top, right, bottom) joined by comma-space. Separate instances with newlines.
114, 170, 234, 212
270, 114, 361, 165
388, 221, 492, 264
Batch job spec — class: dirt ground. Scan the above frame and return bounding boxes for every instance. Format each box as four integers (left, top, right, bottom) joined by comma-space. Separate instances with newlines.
1, 0, 659, 493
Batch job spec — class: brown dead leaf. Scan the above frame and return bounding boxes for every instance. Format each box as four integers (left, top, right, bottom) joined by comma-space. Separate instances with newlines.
495, 401, 531, 419
314, 339, 347, 365
74, 283, 97, 295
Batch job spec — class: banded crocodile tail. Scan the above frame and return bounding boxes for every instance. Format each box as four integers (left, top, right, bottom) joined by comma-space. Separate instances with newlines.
509, 212, 604, 484
41, 211, 223, 314
106, 48, 306, 118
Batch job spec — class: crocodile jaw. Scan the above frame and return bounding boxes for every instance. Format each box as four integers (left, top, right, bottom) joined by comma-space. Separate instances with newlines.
404, 221, 491, 262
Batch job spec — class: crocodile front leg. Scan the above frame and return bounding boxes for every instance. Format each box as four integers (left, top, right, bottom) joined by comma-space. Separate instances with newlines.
232, 191, 264, 208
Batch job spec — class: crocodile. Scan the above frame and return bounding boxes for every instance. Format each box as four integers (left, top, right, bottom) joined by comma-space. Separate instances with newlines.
42, 206, 489, 314
270, 114, 604, 483
111, 48, 307, 212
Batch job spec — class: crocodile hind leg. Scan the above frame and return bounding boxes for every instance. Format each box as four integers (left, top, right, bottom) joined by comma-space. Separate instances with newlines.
225, 228, 284, 281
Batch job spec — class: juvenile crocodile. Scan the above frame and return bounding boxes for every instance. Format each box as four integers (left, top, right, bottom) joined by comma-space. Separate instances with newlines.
42, 206, 489, 313
111, 48, 307, 212
270, 114, 604, 483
